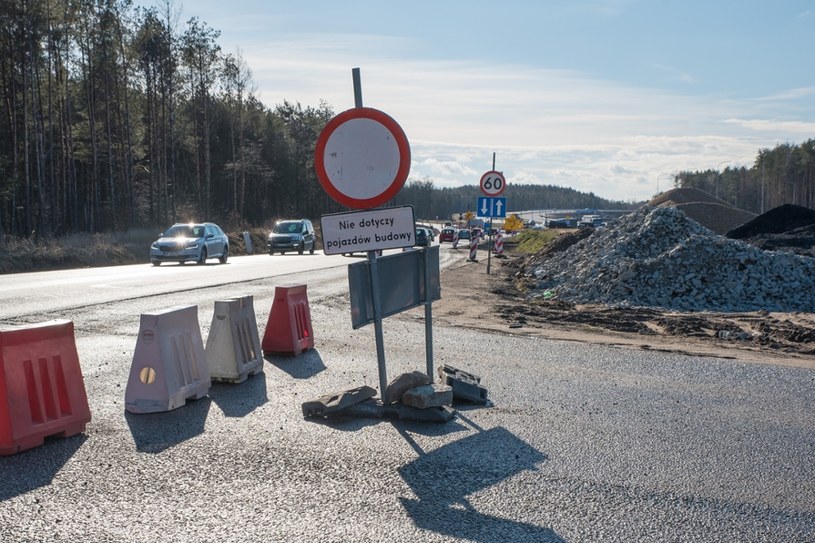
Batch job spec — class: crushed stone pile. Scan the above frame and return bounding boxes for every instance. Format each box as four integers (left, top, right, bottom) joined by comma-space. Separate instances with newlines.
524, 205, 815, 312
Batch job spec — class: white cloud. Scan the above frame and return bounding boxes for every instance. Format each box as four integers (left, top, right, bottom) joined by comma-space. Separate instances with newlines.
723, 118, 815, 134
234, 32, 811, 202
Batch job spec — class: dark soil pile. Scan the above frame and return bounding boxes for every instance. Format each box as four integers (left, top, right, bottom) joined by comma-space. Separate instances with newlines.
727, 203, 815, 237
725, 203, 815, 257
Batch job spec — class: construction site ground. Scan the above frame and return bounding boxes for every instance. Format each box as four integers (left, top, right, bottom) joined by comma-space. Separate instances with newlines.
427, 250, 815, 371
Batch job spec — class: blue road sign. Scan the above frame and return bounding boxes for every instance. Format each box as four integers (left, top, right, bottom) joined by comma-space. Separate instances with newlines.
476, 196, 507, 218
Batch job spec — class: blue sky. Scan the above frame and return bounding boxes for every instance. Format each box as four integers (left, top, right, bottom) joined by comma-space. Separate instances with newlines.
166, 0, 814, 203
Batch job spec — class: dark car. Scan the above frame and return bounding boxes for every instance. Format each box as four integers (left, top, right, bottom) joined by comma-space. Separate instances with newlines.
150, 222, 229, 266
414, 227, 432, 247
547, 218, 574, 228
439, 227, 456, 242
267, 219, 316, 255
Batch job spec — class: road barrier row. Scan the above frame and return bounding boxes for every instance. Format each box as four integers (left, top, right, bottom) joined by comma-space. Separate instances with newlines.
0, 286, 314, 454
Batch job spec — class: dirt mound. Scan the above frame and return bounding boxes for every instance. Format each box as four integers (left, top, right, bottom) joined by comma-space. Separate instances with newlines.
535, 228, 594, 257
647, 187, 756, 235
673, 202, 757, 235
649, 187, 726, 207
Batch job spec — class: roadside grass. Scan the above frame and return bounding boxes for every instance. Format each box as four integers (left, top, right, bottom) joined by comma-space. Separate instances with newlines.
0, 227, 272, 274
511, 229, 560, 254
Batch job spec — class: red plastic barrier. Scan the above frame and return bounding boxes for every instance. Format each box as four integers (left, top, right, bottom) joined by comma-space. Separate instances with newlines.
0, 320, 91, 456
262, 285, 314, 357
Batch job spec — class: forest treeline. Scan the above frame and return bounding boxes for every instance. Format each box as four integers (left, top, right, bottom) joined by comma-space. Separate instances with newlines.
674, 139, 815, 214
0, 0, 343, 240
1, 1, 813, 244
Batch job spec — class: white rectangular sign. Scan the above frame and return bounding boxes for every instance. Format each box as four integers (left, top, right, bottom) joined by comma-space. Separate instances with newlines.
321, 206, 416, 255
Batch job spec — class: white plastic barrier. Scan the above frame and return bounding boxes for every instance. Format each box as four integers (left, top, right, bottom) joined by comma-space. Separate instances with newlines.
205, 295, 264, 383
125, 305, 211, 413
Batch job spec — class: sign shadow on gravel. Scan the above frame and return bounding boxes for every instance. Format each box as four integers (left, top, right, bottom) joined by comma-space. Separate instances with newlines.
209, 371, 268, 418
397, 424, 565, 543
125, 397, 211, 454
0, 435, 87, 500
264, 348, 326, 379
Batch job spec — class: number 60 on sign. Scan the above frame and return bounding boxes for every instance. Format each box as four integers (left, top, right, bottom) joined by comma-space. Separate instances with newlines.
480, 170, 506, 196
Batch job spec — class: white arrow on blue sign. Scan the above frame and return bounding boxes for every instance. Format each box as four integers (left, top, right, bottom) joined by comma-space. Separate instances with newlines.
477, 196, 507, 218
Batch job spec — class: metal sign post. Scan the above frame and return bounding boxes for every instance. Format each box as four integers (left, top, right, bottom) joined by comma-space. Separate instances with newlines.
479, 155, 506, 275
353, 69, 389, 395
348, 247, 441, 384
477, 196, 507, 275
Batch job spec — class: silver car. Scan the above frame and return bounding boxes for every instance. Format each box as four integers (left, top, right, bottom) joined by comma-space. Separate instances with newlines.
150, 222, 229, 266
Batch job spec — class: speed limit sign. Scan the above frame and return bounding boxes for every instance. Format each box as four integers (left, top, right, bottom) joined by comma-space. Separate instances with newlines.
480, 170, 506, 196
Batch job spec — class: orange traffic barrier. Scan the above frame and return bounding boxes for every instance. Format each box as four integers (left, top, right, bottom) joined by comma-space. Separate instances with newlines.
0, 320, 91, 456
205, 295, 264, 383
125, 305, 210, 414
262, 285, 314, 357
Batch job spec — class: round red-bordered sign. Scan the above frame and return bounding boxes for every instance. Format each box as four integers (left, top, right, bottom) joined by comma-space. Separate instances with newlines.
480, 170, 507, 196
314, 107, 411, 209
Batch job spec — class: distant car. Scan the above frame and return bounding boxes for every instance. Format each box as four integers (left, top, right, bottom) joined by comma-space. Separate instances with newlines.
439, 227, 456, 242
267, 219, 316, 255
578, 217, 605, 228
470, 227, 483, 239
150, 222, 229, 266
457, 229, 471, 242
415, 227, 432, 247
547, 219, 573, 228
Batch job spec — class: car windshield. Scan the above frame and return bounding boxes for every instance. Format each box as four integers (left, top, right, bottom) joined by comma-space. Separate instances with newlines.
273, 221, 303, 234
164, 224, 201, 238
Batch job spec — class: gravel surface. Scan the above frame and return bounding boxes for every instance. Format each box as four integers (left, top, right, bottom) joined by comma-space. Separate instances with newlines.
1, 252, 814, 542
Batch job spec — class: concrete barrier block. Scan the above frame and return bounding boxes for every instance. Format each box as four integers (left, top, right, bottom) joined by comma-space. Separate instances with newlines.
437, 365, 489, 405
125, 305, 210, 414
402, 384, 453, 409
205, 295, 263, 383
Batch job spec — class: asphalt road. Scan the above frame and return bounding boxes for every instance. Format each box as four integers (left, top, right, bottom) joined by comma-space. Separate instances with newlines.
1, 247, 814, 542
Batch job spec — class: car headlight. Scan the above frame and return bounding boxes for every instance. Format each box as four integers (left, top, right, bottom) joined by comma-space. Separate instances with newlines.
185, 241, 199, 250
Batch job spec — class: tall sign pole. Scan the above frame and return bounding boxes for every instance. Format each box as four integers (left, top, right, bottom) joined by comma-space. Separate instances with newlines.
479, 156, 506, 275
353, 68, 388, 396
489, 153, 495, 274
